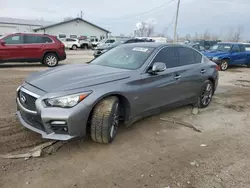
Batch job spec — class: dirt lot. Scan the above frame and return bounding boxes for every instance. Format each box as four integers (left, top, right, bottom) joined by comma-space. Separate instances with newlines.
0, 52, 250, 188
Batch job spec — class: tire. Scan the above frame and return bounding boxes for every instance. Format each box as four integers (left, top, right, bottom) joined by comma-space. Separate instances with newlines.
81, 44, 88, 49
43, 53, 58, 67
195, 80, 214, 108
72, 45, 77, 50
220, 59, 229, 71
90, 96, 120, 144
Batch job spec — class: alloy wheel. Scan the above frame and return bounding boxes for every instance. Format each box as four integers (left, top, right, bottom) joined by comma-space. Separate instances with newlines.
220, 61, 228, 71
46, 55, 57, 66
201, 83, 213, 106
110, 103, 120, 138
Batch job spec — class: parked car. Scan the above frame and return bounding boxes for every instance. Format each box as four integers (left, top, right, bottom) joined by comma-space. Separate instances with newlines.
193, 40, 220, 50
78, 39, 92, 49
0, 33, 66, 67
61, 38, 80, 50
184, 43, 206, 52
203, 42, 250, 71
16, 43, 218, 144
93, 38, 150, 58
97, 38, 116, 47
90, 38, 100, 48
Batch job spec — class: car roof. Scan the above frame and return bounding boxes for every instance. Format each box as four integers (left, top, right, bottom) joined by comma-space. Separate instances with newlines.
218, 42, 243, 45
6, 33, 53, 37
122, 42, 183, 48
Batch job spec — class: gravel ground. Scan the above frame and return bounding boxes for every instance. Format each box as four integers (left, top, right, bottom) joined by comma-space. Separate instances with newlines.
0, 53, 250, 188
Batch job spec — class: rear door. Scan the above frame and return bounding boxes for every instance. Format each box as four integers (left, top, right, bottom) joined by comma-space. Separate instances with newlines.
23, 35, 53, 60
175, 47, 205, 102
230, 45, 245, 64
139, 46, 181, 112
0, 34, 24, 61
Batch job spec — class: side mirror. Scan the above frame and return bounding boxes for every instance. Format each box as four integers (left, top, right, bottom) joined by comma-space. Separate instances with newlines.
150, 62, 166, 74
0, 40, 6, 46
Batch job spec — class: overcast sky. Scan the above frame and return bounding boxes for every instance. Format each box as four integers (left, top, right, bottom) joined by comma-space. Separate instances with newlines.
1, 0, 250, 39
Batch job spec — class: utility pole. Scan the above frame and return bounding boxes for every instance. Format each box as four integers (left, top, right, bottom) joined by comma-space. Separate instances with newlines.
80, 11, 83, 18
173, 0, 180, 43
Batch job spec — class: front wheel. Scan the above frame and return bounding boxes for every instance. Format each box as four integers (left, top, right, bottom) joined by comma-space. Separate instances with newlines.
220, 59, 229, 71
90, 96, 120, 144
43, 53, 58, 67
195, 80, 214, 108
72, 45, 77, 50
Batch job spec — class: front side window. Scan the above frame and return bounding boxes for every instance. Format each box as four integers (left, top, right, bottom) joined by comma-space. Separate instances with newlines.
239, 45, 245, 52
66, 38, 76, 42
4, 35, 23, 44
91, 46, 155, 70
152, 47, 179, 68
177, 47, 198, 66
210, 44, 232, 52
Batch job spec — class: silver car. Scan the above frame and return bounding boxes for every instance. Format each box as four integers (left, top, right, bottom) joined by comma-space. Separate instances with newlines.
16, 43, 219, 144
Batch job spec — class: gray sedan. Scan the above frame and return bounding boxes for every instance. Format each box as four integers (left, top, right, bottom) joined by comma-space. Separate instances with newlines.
16, 43, 219, 144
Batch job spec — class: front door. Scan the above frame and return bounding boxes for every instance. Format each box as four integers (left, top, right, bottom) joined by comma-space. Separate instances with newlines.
138, 47, 182, 114
1, 34, 24, 61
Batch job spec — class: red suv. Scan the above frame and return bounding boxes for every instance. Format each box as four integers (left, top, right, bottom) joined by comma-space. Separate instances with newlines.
0, 33, 66, 67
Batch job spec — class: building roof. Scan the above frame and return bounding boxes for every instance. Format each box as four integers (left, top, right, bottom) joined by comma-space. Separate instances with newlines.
33, 18, 110, 33
0, 17, 54, 26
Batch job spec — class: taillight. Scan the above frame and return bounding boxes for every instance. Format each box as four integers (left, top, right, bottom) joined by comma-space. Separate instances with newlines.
216, 65, 220, 71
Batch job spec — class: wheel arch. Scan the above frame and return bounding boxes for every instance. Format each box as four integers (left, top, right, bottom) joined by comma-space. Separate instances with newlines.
87, 93, 132, 126
43, 51, 59, 60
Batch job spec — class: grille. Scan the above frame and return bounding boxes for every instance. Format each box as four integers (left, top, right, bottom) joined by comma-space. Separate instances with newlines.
19, 90, 37, 111
20, 111, 45, 131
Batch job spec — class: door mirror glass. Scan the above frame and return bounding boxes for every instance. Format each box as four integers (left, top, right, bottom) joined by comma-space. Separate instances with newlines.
151, 62, 166, 73
0, 40, 6, 46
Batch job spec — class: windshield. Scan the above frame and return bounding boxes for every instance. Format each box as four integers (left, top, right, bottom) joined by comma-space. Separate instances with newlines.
91, 45, 155, 70
210, 44, 232, 52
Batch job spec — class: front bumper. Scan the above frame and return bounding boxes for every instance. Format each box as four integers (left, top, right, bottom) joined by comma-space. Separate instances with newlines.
16, 87, 91, 141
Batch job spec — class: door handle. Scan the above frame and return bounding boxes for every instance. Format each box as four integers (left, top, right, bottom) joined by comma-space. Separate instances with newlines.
201, 69, 207, 74
174, 75, 181, 80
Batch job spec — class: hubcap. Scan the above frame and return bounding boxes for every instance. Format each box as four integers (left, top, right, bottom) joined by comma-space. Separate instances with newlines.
46, 55, 57, 66
110, 103, 119, 138
221, 61, 228, 70
201, 83, 213, 106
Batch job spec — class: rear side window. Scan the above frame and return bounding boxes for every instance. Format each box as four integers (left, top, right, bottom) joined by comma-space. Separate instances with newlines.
177, 47, 200, 66
239, 45, 245, 52
4, 35, 23, 44
153, 47, 179, 68
24, 35, 53, 44
66, 38, 76, 42
244, 44, 250, 51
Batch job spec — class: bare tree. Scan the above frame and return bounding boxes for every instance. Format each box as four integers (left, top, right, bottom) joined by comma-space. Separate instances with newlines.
202, 29, 211, 40
225, 26, 244, 42
135, 21, 155, 37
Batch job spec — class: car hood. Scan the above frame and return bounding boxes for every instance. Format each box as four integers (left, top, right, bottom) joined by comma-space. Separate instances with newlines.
25, 64, 131, 92
203, 51, 229, 57
96, 45, 113, 50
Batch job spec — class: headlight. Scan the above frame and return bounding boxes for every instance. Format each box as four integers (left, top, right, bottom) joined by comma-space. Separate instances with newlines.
212, 57, 219, 61
44, 92, 91, 108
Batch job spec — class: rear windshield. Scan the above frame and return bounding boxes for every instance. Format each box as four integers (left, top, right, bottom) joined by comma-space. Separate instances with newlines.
91, 45, 155, 70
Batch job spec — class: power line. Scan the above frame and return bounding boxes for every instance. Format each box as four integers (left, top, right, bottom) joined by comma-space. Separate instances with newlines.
101, 0, 176, 21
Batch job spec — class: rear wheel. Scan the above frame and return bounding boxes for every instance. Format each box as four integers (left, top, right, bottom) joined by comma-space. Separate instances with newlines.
43, 53, 58, 67
72, 45, 77, 50
90, 96, 120, 144
220, 59, 229, 71
195, 80, 214, 108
